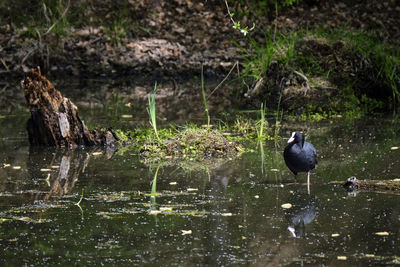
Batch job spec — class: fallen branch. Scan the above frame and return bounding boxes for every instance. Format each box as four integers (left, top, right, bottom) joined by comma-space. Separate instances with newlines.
335, 176, 400, 193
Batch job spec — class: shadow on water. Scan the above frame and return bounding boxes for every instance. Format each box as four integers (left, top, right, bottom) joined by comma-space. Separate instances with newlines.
1, 79, 400, 265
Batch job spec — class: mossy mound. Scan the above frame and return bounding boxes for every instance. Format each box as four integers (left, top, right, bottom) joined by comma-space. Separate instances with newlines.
116, 126, 244, 164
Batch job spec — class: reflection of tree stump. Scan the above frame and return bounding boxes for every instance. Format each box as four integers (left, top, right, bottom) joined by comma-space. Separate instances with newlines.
21, 67, 119, 147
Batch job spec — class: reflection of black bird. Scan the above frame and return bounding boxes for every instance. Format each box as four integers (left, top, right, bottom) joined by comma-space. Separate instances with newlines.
284, 132, 317, 190
285, 191, 317, 238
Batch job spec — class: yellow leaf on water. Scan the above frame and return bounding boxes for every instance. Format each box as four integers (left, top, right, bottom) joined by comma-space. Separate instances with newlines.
187, 188, 198, 192
331, 233, 340, 237
254, 195, 259, 199
121, 114, 133, 119
18, 217, 32, 222
92, 152, 103, 156
149, 210, 161, 215
221, 213, 233, 216
365, 254, 375, 258
159, 207, 173, 212
125, 103, 131, 107
391, 146, 399, 150
281, 203, 292, 209
271, 168, 279, 172
40, 168, 51, 172
375, 231, 389, 236
51, 165, 59, 169
169, 182, 177, 185
337, 256, 347, 260
12, 166, 21, 170
181, 230, 192, 235
3, 163, 10, 168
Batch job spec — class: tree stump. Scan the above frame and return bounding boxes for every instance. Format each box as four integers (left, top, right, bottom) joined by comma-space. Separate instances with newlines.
21, 67, 119, 147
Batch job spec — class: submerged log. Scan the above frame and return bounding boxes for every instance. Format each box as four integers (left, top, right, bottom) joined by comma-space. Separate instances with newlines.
340, 176, 400, 193
21, 67, 119, 147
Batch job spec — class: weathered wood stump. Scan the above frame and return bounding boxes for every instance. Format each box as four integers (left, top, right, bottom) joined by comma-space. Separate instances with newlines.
21, 67, 119, 147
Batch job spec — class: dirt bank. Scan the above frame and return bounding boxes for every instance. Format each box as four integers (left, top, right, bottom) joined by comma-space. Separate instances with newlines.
1, 0, 399, 81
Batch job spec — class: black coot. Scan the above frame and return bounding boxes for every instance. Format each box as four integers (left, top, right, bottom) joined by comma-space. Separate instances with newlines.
284, 132, 317, 188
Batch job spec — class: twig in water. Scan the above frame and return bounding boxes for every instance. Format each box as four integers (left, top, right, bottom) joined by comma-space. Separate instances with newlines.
207, 61, 239, 99
75, 189, 84, 206
75, 189, 84, 217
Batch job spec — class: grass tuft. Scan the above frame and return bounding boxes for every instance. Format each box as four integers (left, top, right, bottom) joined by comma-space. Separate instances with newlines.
147, 82, 160, 141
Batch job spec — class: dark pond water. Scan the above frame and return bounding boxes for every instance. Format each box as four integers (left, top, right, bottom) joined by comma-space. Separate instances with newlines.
1, 79, 400, 265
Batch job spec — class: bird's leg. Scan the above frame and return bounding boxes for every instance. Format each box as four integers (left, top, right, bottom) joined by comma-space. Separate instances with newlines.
307, 171, 310, 194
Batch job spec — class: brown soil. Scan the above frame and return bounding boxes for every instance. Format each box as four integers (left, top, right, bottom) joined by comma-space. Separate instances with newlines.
1, 0, 399, 81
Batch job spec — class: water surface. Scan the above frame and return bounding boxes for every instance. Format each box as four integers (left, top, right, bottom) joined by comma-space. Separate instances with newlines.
1, 79, 400, 265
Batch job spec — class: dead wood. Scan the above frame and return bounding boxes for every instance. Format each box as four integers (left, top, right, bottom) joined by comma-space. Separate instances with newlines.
339, 176, 400, 193
21, 66, 119, 147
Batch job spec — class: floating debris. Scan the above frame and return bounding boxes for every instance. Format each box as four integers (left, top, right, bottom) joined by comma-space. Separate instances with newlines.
149, 210, 162, 215
337, 256, 347, 260
181, 230, 192, 235
375, 231, 389, 236
3, 163, 10, 168
331, 233, 340, 237
221, 212, 233, 216
187, 188, 198, 192
12, 166, 21, 170
159, 207, 173, 212
51, 165, 60, 169
365, 254, 375, 258
92, 152, 103, 156
40, 168, 51, 172
121, 114, 133, 119
169, 182, 177, 185
18, 217, 33, 222
391, 146, 399, 150
281, 203, 292, 209
254, 195, 259, 199
271, 168, 279, 172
